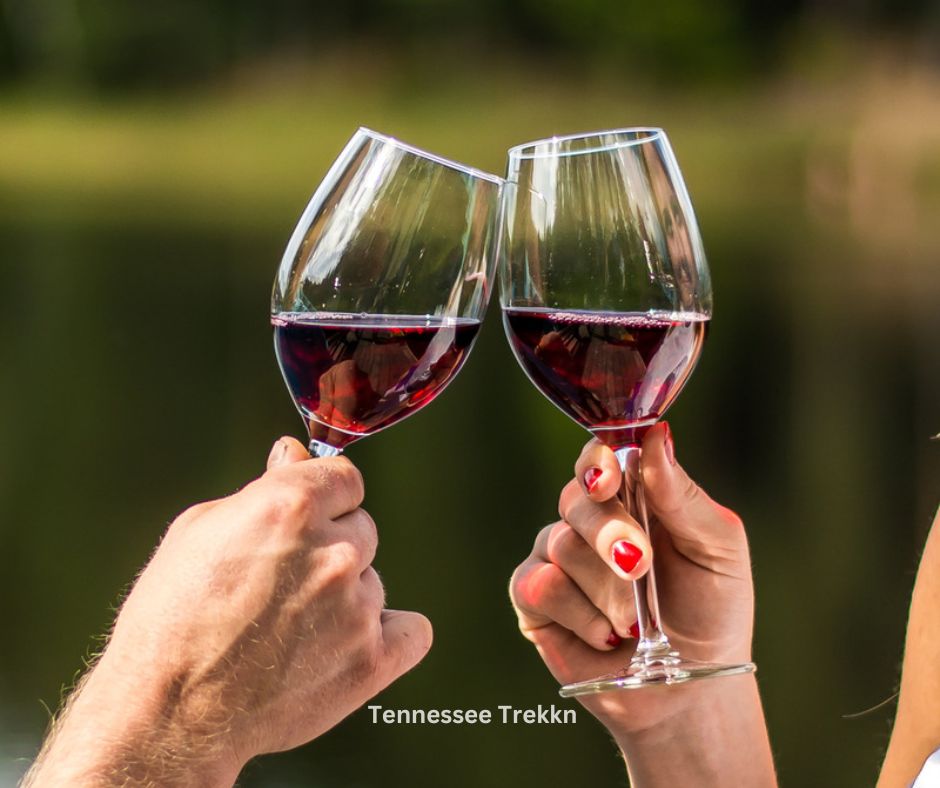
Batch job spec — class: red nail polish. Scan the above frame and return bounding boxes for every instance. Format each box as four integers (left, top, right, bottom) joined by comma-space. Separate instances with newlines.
663, 422, 676, 466
629, 621, 639, 639
606, 630, 622, 648
612, 540, 643, 574
584, 467, 602, 493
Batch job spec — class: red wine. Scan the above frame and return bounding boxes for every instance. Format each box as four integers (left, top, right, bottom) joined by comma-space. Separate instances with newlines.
502, 307, 708, 448
273, 313, 481, 449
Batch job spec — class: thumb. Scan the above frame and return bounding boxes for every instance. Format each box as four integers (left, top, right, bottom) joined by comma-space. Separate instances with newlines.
266, 436, 310, 470
376, 609, 433, 687
641, 422, 744, 544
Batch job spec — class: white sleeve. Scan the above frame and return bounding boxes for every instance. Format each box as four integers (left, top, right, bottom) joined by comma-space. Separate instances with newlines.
912, 748, 940, 787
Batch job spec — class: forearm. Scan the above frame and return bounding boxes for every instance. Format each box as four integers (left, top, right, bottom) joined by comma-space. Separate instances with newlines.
879, 509, 940, 788
22, 653, 241, 788
615, 677, 776, 788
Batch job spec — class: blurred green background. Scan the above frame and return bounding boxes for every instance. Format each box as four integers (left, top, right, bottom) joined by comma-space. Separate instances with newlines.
1, 1, 939, 786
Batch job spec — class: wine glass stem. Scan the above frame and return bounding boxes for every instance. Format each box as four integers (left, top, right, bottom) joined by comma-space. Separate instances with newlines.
309, 439, 343, 458
615, 444, 676, 661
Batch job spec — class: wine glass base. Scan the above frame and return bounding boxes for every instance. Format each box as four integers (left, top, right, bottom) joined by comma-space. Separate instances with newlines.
559, 657, 756, 697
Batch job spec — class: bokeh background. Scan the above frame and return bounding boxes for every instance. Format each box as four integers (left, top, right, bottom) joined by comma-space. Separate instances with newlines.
1, 2, 939, 786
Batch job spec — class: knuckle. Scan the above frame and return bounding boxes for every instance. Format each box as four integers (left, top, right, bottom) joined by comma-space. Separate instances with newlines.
328, 458, 365, 507
265, 483, 312, 526
557, 479, 581, 521
509, 561, 539, 610
508, 564, 527, 607
526, 563, 566, 609
545, 522, 577, 565
353, 508, 379, 553
718, 505, 745, 530
182, 500, 216, 520
537, 521, 556, 541
318, 542, 361, 587
533, 521, 556, 554
510, 563, 541, 611
165, 499, 218, 535
516, 615, 545, 643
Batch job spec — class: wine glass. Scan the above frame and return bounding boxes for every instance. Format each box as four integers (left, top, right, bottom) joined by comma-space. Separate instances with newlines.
498, 127, 755, 695
272, 128, 502, 458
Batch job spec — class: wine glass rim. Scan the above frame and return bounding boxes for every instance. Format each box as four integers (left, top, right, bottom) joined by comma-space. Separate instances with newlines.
357, 127, 503, 184
507, 127, 666, 160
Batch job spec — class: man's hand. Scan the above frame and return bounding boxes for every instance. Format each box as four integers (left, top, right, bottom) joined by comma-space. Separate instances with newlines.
24, 437, 432, 787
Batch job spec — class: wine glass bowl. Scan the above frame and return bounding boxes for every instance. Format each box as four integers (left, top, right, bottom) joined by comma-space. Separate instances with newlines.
272, 128, 502, 457
499, 127, 755, 695
500, 127, 712, 449
501, 309, 708, 451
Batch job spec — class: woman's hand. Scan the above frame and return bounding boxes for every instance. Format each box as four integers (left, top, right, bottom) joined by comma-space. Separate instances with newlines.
509, 423, 775, 787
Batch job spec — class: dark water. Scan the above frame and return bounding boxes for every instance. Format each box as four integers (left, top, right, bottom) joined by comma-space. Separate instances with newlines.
0, 215, 937, 787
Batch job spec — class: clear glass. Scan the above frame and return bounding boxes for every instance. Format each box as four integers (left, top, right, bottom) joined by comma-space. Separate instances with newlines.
499, 127, 755, 694
272, 127, 502, 456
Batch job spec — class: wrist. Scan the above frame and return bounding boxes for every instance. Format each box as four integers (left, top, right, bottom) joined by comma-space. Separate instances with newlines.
91, 649, 244, 784
27, 651, 243, 788
611, 676, 775, 788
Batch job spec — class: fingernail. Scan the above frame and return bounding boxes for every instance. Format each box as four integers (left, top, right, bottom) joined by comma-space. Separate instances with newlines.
663, 422, 676, 466
584, 467, 602, 493
268, 439, 287, 466
612, 540, 643, 575
606, 630, 622, 648
629, 621, 639, 639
